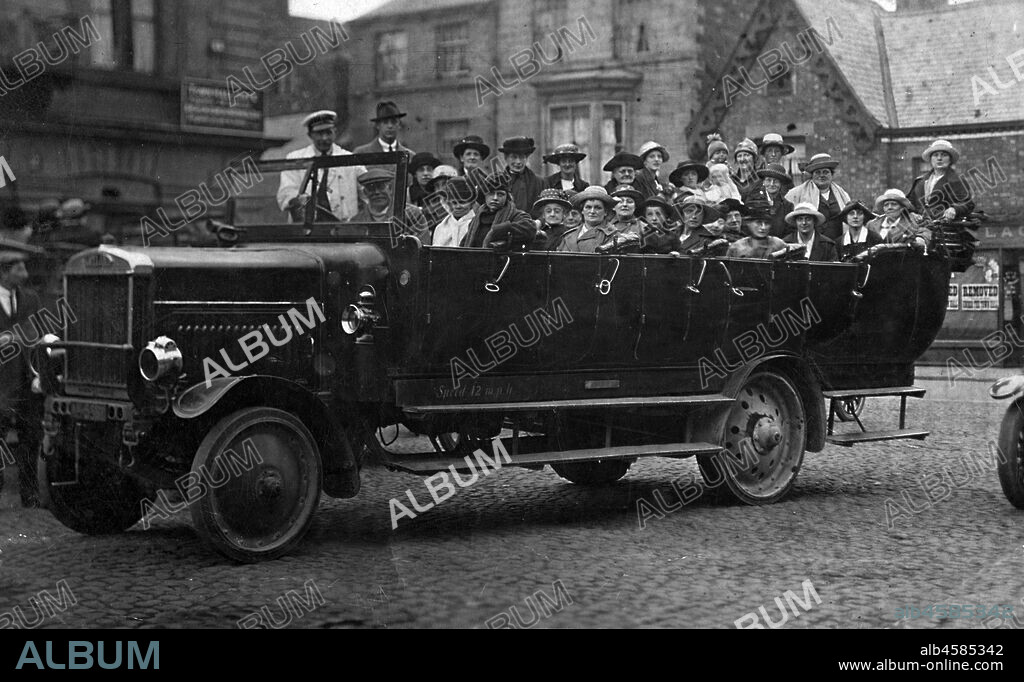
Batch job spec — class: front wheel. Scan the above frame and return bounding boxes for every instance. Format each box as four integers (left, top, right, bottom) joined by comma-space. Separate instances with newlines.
699, 371, 806, 505
190, 407, 322, 563
996, 402, 1024, 508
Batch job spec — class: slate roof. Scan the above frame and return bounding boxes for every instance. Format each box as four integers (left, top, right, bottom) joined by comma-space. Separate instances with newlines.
793, 0, 1024, 128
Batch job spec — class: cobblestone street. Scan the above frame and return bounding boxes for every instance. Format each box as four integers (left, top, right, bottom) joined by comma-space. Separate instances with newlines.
1, 374, 1022, 629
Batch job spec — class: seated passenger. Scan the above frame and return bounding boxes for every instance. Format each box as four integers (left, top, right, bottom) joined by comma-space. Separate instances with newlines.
783, 203, 839, 261
668, 160, 709, 201
543, 144, 588, 193
784, 153, 852, 241
431, 177, 476, 247
698, 213, 730, 256
531, 188, 573, 251
705, 133, 729, 166
868, 188, 930, 248
602, 152, 644, 194
639, 196, 680, 254
726, 200, 788, 258
634, 141, 671, 199
558, 186, 632, 253
675, 195, 720, 254
747, 163, 794, 238
836, 200, 881, 259
730, 138, 760, 199
758, 133, 795, 170
907, 139, 974, 222
349, 169, 431, 244
421, 164, 458, 229
408, 152, 441, 210
460, 172, 536, 250
717, 198, 747, 243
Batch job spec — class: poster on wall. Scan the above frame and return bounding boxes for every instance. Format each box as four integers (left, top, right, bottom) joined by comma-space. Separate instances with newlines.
947, 284, 959, 310
961, 283, 999, 311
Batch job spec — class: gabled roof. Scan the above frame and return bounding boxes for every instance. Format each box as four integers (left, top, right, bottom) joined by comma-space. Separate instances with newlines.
793, 0, 891, 126
881, 0, 1024, 127
349, 0, 490, 22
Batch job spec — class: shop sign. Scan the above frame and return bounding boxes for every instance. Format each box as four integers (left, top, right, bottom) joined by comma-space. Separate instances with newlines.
961, 283, 999, 311
947, 284, 959, 310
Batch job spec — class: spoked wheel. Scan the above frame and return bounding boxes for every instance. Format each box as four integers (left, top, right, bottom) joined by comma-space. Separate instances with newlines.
996, 403, 1024, 508
699, 371, 806, 504
551, 459, 632, 485
40, 425, 147, 534
833, 396, 866, 422
191, 407, 321, 563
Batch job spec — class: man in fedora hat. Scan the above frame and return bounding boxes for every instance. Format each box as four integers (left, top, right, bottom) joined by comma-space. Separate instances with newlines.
836, 200, 881, 258
461, 171, 536, 250
543, 144, 588, 193
558, 186, 629, 253
348, 169, 431, 244
277, 110, 364, 222
603, 152, 644, 194
499, 136, 544, 216
907, 139, 974, 222
354, 101, 415, 158
784, 202, 838, 261
784, 153, 851, 241
0, 238, 45, 507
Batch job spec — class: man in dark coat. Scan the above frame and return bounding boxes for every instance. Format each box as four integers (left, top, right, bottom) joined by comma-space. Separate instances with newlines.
353, 101, 415, 159
783, 203, 839, 261
499, 137, 544, 216
461, 172, 537, 250
543, 144, 588, 194
348, 169, 431, 244
602, 152, 644, 194
0, 238, 45, 507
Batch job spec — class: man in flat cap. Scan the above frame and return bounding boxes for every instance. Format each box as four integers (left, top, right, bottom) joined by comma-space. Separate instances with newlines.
354, 101, 415, 161
277, 110, 365, 222
0, 238, 44, 507
348, 169, 431, 244
499, 137, 544, 216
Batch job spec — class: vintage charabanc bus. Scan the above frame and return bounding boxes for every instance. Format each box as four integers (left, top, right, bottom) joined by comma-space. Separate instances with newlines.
31, 153, 976, 562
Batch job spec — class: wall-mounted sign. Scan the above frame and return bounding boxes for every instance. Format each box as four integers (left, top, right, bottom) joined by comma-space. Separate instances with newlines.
961, 283, 999, 311
181, 77, 264, 136
947, 284, 959, 310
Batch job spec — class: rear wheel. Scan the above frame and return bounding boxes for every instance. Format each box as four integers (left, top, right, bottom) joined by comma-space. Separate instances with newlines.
833, 396, 866, 422
996, 403, 1024, 508
190, 407, 321, 563
699, 371, 806, 504
551, 459, 632, 485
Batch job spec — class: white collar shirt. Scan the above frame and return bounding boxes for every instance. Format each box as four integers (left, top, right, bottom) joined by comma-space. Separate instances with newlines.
798, 232, 815, 258
379, 139, 396, 152
433, 209, 476, 247
0, 284, 15, 317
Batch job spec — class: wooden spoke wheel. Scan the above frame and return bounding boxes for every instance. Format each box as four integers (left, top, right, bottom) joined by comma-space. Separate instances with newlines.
996, 403, 1024, 509
190, 407, 321, 563
699, 371, 806, 504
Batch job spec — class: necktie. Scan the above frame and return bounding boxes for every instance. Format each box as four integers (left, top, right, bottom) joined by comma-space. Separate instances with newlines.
6, 290, 15, 317
315, 152, 330, 218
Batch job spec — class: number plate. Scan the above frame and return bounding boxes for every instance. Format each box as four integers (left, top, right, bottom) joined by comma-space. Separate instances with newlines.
67, 401, 108, 421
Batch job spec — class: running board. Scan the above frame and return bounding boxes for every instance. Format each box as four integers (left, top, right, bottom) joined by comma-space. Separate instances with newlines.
822, 386, 926, 399
382, 441, 724, 474
402, 394, 735, 414
826, 429, 929, 446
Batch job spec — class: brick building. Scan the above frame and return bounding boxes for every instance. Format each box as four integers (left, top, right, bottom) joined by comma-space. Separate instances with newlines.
0, 0, 348, 249
694, 0, 1024, 363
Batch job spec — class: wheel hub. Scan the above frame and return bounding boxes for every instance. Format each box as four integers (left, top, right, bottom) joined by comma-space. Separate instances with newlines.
255, 468, 284, 501
751, 416, 782, 454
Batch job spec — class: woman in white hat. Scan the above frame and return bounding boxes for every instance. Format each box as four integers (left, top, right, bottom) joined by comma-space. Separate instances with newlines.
907, 139, 974, 222
783, 202, 839, 261
758, 133, 795, 168
867, 188, 929, 247
634, 141, 671, 200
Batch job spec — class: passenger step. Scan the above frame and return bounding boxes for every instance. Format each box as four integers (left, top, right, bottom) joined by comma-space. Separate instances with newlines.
382, 441, 724, 474
822, 386, 926, 399
826, 429, 929, 446
402, 394, 735, 414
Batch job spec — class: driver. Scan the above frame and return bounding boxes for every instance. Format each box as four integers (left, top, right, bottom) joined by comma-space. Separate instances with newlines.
348, 169, 431, 244
276, 110, 364, 222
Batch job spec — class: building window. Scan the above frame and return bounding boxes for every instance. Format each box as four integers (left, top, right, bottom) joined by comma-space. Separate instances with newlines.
376, 31, 408, 85
88, 0, 156, 72
438, 119, 469, 164
436, 22, 469, 79
548, 102, 625, 182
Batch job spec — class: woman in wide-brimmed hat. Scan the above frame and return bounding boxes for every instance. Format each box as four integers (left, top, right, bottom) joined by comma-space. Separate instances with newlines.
749, 163, 795, 238
730, 138, 760, 198
608, 184, 646, 237
835, 200, 881, 258
602, 152, 644, 194
783, 202, 839, 261
907, 139, 974, 222
758, 133, 795, 166
543, 143, 588, 193
559, 186, 633, 253
530, 188, 574, 251
408, 151, 442, 209
784, 152, 852, 241
634, 141, 671, 200
668, 160, 709, 201
726, 199, 788, 259
674, 195, 721, 253
867, 188, 929, 247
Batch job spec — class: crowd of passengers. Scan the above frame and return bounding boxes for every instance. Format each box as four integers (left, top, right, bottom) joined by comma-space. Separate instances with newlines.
281, 107, 975, 260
